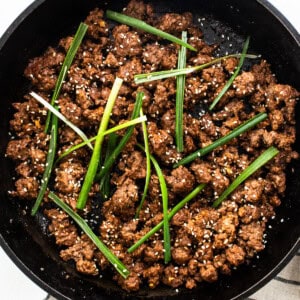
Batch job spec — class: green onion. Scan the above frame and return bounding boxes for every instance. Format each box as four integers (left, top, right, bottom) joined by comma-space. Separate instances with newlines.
99, 133, 118, 200
49, 191, 129, 278
76, 78, 123, 210
134, 53, 258, 84
212, 146, 279, 207
31, 113, 58, 216
175, 31, 187, 152
145, 147, 171, 263
44, 22, 88, 133
174, 112, 267, 168
128, 183, 206, 253
106, 10, 196, 51
209, 37, 250, 110
30, 91, 93, 150
94, 91, 144, 182
135, 110, 151, 218
56, 115, 146, 164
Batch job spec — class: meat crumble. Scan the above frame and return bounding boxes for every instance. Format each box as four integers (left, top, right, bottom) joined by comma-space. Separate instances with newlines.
5, 0, 299, 293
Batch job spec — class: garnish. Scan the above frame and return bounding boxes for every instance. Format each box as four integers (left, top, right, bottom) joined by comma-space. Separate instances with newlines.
135, 110, 151, 218
174, 112, 267, 168
76, 78, 123, 210
212, 146, 279, 207
94, 91, 144, 182
99, 133, 118, 200
128, 183, 206, 253
31, 113, 58, 216
144, 146, 171, 263
134, 54, 258, 84
56, 115, 146, 164
175, 31, 187, 152
44, 22, 88, 132
106, 10, 196, 51
30, 91, 93, 150
209, 37, 250, 110
49, 192, 130, 278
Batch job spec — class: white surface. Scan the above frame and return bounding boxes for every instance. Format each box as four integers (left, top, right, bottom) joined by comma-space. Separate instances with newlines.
0, 1, 299, 300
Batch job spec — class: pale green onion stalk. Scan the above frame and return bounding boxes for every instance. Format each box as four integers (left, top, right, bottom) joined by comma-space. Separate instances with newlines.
175, 31, 187, 152
30, 91, 93, 150
134, 54, 258, 84
76, 77, 123, 210
49, 192, 130, 278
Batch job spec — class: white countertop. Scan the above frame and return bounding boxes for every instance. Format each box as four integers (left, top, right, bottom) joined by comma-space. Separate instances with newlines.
0, 1, 299, 299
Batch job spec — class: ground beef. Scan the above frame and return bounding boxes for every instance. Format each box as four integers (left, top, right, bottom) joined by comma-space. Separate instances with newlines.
6, 0, 299, 294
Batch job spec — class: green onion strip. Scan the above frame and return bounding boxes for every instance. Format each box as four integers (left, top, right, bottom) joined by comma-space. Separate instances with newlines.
31, 113, 58, 216
76, 78, 123, 210
94, 91, 144, 182
209, 37, 250, 110
30, 91, 93, 150
49, 192, 129, 278
134, 53, 258, 84
56, 115, 146, 164
175, 31, 187, 152
128, 183, 206, 253
44, 22, 88, 132
106, 10, 196, 51
174, 112, 267, 168
212, 146, 279, 207
135, 110, 151, 218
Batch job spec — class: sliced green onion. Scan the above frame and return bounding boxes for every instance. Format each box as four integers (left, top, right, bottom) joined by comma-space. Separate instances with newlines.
134, 53, 258, 84
174, 112, 267, 168
175, 31, 187, 152
76, 78, 123, 210
99, 133, 118, 200
49, 191, 129, 278
56, 115, 146, 164
135, 110, 151, 218
31, 113, 58, 216
212, 146, 279, 207
106, 10, 196, 51
44, 22, 88, 132
30, 91, 93, 150
94, 91, 144, 182
145, 147, 171, 263
128, 183, 206, 253
209, 37, 250, 110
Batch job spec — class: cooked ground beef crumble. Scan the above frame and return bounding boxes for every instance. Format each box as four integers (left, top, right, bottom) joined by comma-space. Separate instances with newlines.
5, 0, 299, 292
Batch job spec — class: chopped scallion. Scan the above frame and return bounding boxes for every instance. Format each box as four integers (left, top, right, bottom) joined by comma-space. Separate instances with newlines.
209, 37, 250, 110
134, 53, 258, 84
44, 22, 88, 132
31, 113, 58, 216
106, 10, 196, 51
76, 78, 123, 210
128, 183, 206, 253
135, 111, 151, 218
49, 192, 129, 278
212, 146, 279, 207
175, 31, 187, 152
30, 91, 93, 150
174, 112, 267, 168
94, 91, 144, 182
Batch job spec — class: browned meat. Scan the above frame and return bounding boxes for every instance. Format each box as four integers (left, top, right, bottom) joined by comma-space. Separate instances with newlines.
6, 0, 298, 293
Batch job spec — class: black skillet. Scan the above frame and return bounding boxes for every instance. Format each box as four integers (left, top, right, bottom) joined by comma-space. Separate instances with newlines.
0, 0, 299, 299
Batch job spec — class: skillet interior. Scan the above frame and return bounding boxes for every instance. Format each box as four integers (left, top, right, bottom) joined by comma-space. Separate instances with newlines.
0, 0, 299, 299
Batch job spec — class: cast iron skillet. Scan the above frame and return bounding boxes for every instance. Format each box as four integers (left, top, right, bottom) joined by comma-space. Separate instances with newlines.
0, 0, 299, 299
